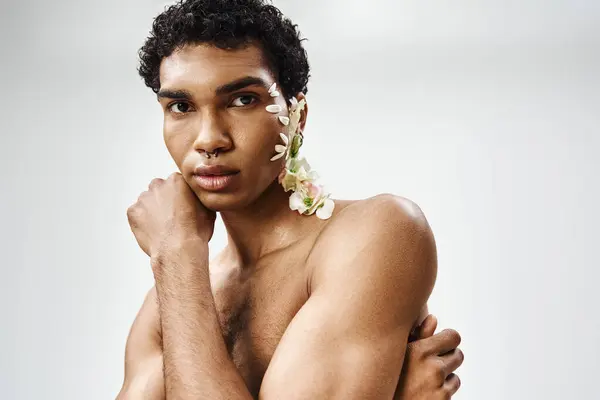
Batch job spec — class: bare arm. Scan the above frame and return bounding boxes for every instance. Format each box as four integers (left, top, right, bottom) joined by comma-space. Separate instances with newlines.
116, 286, 165, 400
259, 195, 437, 399
152, 241, 253, 400
121, 194, 435, 399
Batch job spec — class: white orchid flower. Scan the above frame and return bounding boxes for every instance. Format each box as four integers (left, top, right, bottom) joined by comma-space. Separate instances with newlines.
280, 157, 319, 192
289, 191, 309, 214
265, 88, 335, 220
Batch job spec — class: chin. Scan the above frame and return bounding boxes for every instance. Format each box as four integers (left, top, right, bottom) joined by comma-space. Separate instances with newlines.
195, 190, 254, 212
191, 176, 280, 212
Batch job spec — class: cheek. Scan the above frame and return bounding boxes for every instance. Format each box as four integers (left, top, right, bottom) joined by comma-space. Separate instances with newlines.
233, 111, 282, 158
163, 123, 192, 168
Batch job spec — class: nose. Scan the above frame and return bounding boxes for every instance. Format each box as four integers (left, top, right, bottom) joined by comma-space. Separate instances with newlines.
192, 110, 233, 155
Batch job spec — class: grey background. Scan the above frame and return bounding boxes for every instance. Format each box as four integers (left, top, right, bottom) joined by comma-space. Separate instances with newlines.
1, 0, 599, 398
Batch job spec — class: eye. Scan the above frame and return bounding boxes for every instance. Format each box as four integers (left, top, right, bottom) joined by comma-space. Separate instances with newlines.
230, 94, 257, 108
167, 102, 193, 114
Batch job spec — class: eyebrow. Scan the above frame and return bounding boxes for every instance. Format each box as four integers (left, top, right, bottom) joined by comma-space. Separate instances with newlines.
156, 76, 271, 101
215, 76, 270, 95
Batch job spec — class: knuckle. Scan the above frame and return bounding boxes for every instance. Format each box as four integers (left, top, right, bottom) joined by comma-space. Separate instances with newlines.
447, 373, 461, 394
443, 329, 461, 347
425, 367, 439, 384
436, 359, 448, 380
457, 348, 465, 363
149, 178, 163, 188
136, 191, 148, 203
428, 358, 446, 382
450, 329, 462, 345
445, 373, 461, 395
126, 206, 139, 222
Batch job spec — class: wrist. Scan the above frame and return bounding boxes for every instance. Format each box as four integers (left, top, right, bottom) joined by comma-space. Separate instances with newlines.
152, 234, 208, 260
151, 237, 209, 278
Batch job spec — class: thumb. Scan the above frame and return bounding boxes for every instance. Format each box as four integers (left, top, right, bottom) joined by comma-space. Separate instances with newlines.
418, 314, 438, 338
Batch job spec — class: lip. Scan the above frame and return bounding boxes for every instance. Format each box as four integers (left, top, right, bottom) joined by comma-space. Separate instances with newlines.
194, 164, 240, 176
193, 173, 239, 191
192, 165, 240, 191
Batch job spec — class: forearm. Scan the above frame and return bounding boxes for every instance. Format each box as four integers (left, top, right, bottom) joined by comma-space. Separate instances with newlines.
153, 242, 253, 400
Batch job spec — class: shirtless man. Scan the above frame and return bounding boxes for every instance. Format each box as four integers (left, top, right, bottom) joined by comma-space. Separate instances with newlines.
117, 1, 464, 398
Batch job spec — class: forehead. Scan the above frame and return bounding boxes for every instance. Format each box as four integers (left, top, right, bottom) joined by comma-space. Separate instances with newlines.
159, 43, 275, 91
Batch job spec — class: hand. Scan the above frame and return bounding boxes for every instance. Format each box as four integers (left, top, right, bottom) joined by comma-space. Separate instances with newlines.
394, 315, 464, 399
127, 172, 216, 258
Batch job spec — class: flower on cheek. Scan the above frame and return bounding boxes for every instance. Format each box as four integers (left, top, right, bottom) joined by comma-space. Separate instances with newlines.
267, 84, 335, 220
268, 83, 280, 98
270, 132, 289, 161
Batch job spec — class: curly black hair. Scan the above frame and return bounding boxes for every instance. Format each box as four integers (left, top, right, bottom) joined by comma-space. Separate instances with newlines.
137, 0, 310, 99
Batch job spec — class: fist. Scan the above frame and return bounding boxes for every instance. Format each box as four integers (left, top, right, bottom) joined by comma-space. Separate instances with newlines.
126, 172, 216, 257
394, 315, 464, 400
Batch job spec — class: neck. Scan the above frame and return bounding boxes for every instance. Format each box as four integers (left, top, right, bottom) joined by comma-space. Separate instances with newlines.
219, 180, 319, 266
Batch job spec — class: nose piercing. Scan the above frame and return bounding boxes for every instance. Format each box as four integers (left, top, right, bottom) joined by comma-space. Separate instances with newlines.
204, 150, 218, 159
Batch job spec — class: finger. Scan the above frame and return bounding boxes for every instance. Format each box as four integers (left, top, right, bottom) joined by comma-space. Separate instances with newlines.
418, 314, 438, 338
442, 373, 461, 397
423, 329, 461, 356
409, 314, 436, 342
148, 178, 163, 189
439, 348, 464, 375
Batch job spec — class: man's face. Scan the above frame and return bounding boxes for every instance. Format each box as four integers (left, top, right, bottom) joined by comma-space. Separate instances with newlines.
157, 43, 291, 211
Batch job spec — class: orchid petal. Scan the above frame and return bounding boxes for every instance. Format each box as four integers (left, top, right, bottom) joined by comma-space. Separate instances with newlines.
316, 198, 335, 220
270, 152, 285, 161
289, 191, 307, 212
279, 132, 289, 144
266, 105, 282, 113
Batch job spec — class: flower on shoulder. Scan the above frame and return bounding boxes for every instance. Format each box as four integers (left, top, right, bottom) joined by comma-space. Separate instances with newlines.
315, 196, 335, 220
288, 181, 335, 219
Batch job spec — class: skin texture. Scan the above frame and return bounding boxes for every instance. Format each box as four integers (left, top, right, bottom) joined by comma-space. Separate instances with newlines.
257, 195, 436, 399
159, 43, 292, 215
117, 43, 464, 399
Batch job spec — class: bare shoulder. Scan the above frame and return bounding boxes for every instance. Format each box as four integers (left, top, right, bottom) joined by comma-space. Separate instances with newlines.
332, 193, 429, 230
312, 193, 433, 251
307, 193, 437, 292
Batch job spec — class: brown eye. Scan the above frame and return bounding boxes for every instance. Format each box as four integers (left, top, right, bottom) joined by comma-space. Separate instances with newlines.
168, 102, 192, 114
230, 95, 257, 107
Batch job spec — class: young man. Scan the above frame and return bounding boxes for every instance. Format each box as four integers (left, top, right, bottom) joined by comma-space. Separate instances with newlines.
118, 0, 464, 399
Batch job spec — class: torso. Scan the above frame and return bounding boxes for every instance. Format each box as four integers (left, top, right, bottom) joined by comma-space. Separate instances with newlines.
208, 198, 428, 397
209, 218, 327, 396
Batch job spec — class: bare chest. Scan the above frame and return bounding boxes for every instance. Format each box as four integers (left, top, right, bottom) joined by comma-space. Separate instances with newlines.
210, 258, 310, 396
